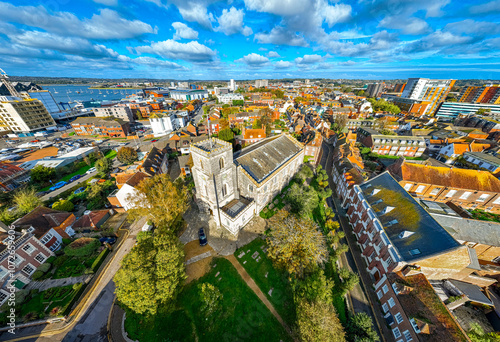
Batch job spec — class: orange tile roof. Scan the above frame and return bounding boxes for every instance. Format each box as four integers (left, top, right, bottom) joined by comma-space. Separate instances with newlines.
401, 163, 500, 193
451, 143, 471, 155
244, 128, 266, 140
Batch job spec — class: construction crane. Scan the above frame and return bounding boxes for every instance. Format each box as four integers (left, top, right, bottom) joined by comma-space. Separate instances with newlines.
0, 68, 20, 98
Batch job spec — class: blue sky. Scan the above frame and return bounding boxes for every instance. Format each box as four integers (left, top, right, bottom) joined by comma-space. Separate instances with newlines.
0, 0, 499, 80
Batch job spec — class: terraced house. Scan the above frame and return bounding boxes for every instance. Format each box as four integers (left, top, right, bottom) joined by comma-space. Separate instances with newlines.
357, 128, 426, 157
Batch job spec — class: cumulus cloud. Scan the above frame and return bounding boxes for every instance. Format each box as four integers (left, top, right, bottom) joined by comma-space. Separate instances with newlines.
172, 22, 198, 40
275, 60, 293, 69
295, 54, 322, 65
235, 53, 269, 67
130, 56, 186, 69
379, 16, 431, 35
320, 30, 397, 57
134, 40, 216, 62
267, 51, 281, 58
470, 0, 500, 14
338, 60, 356, 66
215, 7, 253, 36
444, 20, 500, 36
145, 0, 218, 28
255, 26, 308, 47
403, 30, 473, 54
0, 3, 155, 39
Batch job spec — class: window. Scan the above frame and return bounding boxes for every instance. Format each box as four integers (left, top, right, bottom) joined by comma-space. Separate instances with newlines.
395, 312, 404, 324
35, 253, 46, 264
403, 183, 412, 191
41, 233, 53, 244
392, 327, 402, 339
460, 191, 472, 200
0, 290, 7, 305
222, 184, 228, 197
219, 157, 225, 169
477, 193, 490, 202
382, 284, 389, 294
14, 255, 24, 266
248, 184, 253, 193
388, 297, 396, 308
430, 188, 441, 195
445, 190, 457, 197
386, 257, 393, 266
200, 160, 204, 170
403, 330, 413, 341
377, 290, 383, 299
22, 243, 35, 255
22, 264, 36, 276
382, 303, 389, 313
49, 240, 61, 251
0, 266, 8, 280
415, 185, 425, 193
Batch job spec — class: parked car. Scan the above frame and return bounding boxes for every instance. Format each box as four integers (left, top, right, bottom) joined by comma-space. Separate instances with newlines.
86, 167, 97, 174
99, 237, 117, 245
198, 228, 208, 246
36, 190, 50, 197
49, 181, 67, 191
30, 139, 40, 143
73, 187, 86, 195
151, 139, 158, 142
69, 174, 82, 182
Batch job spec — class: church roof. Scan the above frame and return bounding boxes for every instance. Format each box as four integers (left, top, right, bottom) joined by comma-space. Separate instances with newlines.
234, 134, 303, 183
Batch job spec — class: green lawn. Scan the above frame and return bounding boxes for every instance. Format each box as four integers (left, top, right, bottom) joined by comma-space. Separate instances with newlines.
124, 257, 291, 342
235, 238, 296, 326
470, 209, 500, 223
52, 251, 99, 279
18, 284, 81, 320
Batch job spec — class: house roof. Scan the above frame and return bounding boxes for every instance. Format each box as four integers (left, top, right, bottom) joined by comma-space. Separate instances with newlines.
0, 163, 26, 181
234, 134, 303, 183
398, 162, 500, 193
72, 210, 110, 229
13, 206, 73, 238
243, 128, 266, 140
359, 172, 461, 262
464, 151, 500, 166
71, 117, 125, 127
125, 171, 150, 187
448, 279, 493, 306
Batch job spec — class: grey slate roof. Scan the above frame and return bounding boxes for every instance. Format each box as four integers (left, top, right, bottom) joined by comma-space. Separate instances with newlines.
234, 134, 302, 183
431, 213, 500, 247
448, 279, 493, 306
359, 172, 461, 262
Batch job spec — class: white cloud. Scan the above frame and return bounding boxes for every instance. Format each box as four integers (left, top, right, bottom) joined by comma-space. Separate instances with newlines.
295, 54, 322, 64
215, 7, 252, 36
275, 60, 292, 69
255, 26, 308, 47
379, 16, 431, 35
235, 53, 269, 67
444, 20, 500, 36
172, 22, 198, 40
267, 51, 281, 58
145, 0, 219, 28
244, 0, 310, 16
134, 39, 216, 62
338, 60, 356, 66
93, 0, 118, 6
258, 47, 268, 51
470, 0, 500, 14
130, 56, 186, 69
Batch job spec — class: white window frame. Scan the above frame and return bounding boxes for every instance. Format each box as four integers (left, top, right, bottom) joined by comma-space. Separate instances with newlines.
14, 255, 24, 267
382, 303, 389, 313
0, 266, 8, 280
0, 290, 8, 306
392, 327, 401, 339
403, 330, 413, 341
41, 232, 53, 244
415, 185, 425, 193
22, 263, 36, 276
35, 253, 46, 264
377, 290, 383, 299
21, 243, 36, 255
388, 297, 396, 308
460, 191, 472, 200
382, 284, 389, 294
395, 312, 404, 324
430, 187, 441, 195
477, 193, 490, 202
403, 183, 412, 191
445, 190, 457, 197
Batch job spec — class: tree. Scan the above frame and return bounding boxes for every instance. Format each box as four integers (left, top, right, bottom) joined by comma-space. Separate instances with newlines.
51, 199, 74, 212
296, 164, 313, 181
13, 187, 42, 215
468, 323, 500, 342
219, 118, 230, 130
346, 312, 380, 342
252, 118, 262, 129
296, 298, 346, 342
333, 114, 349, 133
267, 211, 328, 278
286, 182, 319, 217
292, 268, 333, 304
86, 180, 115, 210
117, 147, 138, 165
30, 165, 56, 184
95, 157, 112, 177
218, 128, 234, 142
199, 283, 223, 317
338, 268, 360, 296
260, 108, 274, 135
126, 173, 188, 231
114, 231, 186, 315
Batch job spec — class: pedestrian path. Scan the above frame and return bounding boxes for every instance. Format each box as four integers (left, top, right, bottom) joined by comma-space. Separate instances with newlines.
225, 255, 293, 336
26, 274, 91, 292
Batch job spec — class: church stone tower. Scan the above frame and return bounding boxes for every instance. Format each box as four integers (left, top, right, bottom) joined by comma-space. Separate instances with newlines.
190, 138, 238, 228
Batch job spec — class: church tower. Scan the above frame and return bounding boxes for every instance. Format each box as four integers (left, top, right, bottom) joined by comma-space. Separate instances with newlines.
190, 138, 238, 227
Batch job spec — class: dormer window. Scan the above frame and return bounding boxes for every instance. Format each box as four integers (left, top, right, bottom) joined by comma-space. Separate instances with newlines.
386, 219, 399, 227
398, 230, 414, 239
380, 206, 395, 215
371, 189, 381, 196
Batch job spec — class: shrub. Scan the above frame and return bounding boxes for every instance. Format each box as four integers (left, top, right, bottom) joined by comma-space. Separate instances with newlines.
53, 255, 69, 267
37, 263, 51, 273
32, 270, 44, 280
52, 199, 74, 212
91, 248, 110, 272
62, 238, 72, 245
14, 289, 29, 305
64, 238, 100, 257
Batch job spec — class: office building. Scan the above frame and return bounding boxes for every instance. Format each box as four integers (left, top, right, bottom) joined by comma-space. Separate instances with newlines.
217, 93, 244, 104
27, 90, 61, 117
71, 117, 130, 137
170, 89, 208, 101
393, 83, 406, 93
366, 83, 384, 97
435, 102, 500, 119
228, 79, 237, 91
0, 96, 56, 132
149, 110, 188, 135
397, 78, 455, 116
254, 79, 268, 88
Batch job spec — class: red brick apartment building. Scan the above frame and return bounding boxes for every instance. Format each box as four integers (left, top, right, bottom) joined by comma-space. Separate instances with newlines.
71, 117, 130, 137
357, 127, 426, 157
389, 159, 500, 214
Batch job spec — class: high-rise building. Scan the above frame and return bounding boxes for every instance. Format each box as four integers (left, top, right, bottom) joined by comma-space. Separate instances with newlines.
0, 96, 56, 132
459, 85, 500, 104
228, 79, 237, 91
397, 78, 455, 116
254, 79, 268, 88
366, 83, 384, 97
27, 90, 62, 117
393, 83, 406, 93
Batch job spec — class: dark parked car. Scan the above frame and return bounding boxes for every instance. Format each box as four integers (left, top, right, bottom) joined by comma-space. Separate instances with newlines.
198, 228, 207, 246
99, 237, 117, 245
73, 187, 86, 195
69, 174, 82, 182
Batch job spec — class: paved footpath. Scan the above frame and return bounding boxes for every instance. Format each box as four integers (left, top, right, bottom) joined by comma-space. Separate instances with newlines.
26, 275, 92, 292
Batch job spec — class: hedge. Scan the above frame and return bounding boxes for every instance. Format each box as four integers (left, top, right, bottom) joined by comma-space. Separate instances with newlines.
91, 248, 110, 272
61, 283, 85, 316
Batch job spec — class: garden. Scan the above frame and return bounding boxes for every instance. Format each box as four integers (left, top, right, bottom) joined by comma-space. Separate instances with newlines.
124, 257, 291, 342
470, 209, 500, 223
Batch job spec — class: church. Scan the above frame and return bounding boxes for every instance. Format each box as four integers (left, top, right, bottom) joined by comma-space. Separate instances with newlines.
191, 134, 304, 236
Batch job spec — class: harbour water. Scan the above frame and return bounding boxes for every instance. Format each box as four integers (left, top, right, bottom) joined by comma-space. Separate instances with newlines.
41, 84, 142, 107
